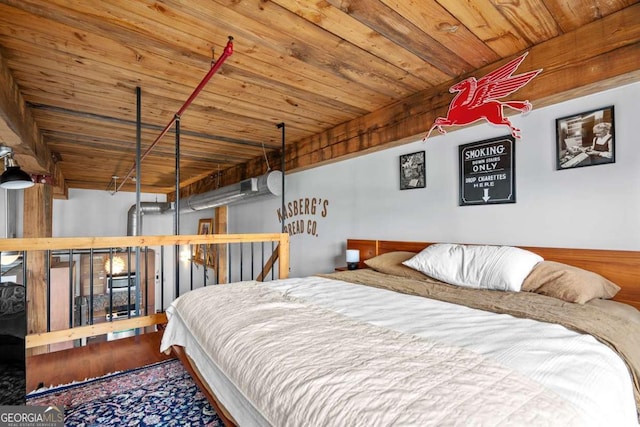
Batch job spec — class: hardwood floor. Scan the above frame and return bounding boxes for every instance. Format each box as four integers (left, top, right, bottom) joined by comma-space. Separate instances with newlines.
26, 330, 173, 393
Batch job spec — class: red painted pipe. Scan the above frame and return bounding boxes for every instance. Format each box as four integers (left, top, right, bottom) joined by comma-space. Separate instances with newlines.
117, 36, 234, 192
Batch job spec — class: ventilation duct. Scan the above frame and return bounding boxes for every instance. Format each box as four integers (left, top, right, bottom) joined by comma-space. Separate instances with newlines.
127, 202, 173, 236
179, 170, 281, 214
126, 171, 282, 235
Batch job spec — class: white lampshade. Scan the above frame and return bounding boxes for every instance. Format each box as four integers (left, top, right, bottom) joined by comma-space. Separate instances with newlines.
105, 255, 126, 275
346, 249, 360, 263
180, 246, 192, 263
0, 252, 20, 266
1, 156, 34, 190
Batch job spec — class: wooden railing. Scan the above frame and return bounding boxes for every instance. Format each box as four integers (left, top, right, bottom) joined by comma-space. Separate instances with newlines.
0, 233, 289, 351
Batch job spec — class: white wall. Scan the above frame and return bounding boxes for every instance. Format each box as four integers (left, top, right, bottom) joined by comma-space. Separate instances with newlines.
230, 82, 640, 277
0, 189, 21, 238
53, 189, 171, 237
51, 189, 219, 310
4, 82, 639, 292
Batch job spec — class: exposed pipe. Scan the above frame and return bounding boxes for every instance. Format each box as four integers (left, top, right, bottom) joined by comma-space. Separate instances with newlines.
174, 115, 181, 297
135, 86, 142, 224
174, 115, 181, 233
277, 122, 285, 233
135, 86, 142, 317
127, 202, 172, 236
126, 170, 282, 236
116, 36, 234, 193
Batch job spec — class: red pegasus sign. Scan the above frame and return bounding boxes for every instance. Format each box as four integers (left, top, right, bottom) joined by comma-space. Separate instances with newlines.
424, 52, 542, 140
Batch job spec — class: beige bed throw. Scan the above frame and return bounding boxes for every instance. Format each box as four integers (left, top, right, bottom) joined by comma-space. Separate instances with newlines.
168, 280, 586, 426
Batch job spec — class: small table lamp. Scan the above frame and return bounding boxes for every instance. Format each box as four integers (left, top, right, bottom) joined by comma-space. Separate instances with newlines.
346, 249, 360, 270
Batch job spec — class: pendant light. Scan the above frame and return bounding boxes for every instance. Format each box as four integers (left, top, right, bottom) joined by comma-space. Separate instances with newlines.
0, 146, 33, 190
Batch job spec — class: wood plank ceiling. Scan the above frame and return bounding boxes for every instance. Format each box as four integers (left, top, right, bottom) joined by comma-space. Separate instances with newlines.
0, 0, 638, 199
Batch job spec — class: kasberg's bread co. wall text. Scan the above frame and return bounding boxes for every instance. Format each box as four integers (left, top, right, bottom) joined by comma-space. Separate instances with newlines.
276, 197, 329, 237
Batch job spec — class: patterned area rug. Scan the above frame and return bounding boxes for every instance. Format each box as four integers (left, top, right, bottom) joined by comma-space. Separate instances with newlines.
26, 359, 223, 426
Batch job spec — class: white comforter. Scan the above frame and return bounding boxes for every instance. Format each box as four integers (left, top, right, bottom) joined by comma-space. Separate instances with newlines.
161, 277, 639, 427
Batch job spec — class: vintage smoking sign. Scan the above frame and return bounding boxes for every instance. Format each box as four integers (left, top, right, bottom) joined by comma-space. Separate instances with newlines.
459, 136, 515, 206
425, 52, 541, 140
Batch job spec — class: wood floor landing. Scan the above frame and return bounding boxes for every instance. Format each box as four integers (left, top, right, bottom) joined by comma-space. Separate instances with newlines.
26, 330, 173, 393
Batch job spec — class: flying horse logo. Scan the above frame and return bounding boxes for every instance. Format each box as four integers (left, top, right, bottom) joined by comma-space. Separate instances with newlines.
424, 52, 542, 140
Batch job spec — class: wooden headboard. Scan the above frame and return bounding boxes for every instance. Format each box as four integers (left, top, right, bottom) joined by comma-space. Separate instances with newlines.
347, 239, 640, 311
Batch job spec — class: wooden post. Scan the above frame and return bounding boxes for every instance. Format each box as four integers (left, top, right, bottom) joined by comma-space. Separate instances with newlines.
214, 206, 228, 283
23, 184, 52, 355
278, 233, 290, 279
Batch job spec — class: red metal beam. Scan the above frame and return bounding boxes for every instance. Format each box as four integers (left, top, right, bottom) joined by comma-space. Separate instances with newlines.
116, 36, 234, 193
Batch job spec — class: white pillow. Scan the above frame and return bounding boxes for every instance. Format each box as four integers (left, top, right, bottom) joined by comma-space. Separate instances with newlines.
402, 243, 543, 292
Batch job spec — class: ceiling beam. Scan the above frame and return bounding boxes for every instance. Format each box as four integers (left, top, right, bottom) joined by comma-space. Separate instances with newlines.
0, 49, 67, 198
284, 4, 640, 172
176, 3, 640, 201
28, 103, 269, 149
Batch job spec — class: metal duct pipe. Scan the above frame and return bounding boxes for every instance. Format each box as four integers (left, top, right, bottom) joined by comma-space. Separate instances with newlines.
127, 201, 172, 236
180, 170, 282, 214
126, 171, 282, 235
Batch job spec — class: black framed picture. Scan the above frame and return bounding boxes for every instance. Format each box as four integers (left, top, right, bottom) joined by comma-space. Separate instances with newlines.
399, 151, 426, 190
556, 105, 615, 170
459, 135, 515, 206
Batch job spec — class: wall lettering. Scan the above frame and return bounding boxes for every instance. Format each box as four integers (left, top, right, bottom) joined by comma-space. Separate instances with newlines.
276, 197, 329, 237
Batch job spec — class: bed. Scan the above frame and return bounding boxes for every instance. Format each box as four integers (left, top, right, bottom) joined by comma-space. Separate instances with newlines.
160, 239, 640, 426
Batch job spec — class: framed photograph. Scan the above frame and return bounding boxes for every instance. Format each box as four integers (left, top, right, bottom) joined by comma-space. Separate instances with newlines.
556, 105, 615, 170
197, 218, 212, 235
459, 135, 515, 206
194, 218, 216, 267
399, 151, 426, 190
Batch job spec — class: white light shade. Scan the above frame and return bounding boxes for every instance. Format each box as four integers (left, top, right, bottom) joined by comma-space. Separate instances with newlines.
0, 170, 34, 189
0, 252, 20, 266
180, 246, 192, 262
346, 249, 360, 263
105, 256, 126, 275
1, 156, 34, 190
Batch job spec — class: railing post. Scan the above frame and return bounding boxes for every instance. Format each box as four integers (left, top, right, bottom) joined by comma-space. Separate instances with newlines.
279, 233, 290, 279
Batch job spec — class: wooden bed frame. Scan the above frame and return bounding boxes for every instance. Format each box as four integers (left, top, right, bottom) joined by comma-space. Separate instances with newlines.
347, 239, 640, 311
172, 238, 640, 426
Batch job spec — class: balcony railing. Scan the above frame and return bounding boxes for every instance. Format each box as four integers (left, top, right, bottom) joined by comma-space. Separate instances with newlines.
0, 233, 289, 352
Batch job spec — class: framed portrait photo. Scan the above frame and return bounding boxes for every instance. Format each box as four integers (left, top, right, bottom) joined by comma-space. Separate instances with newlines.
194, 218, 216, 267
197, 218, 213, 235
399, 151, 426, 190
556, 105, 615, 170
